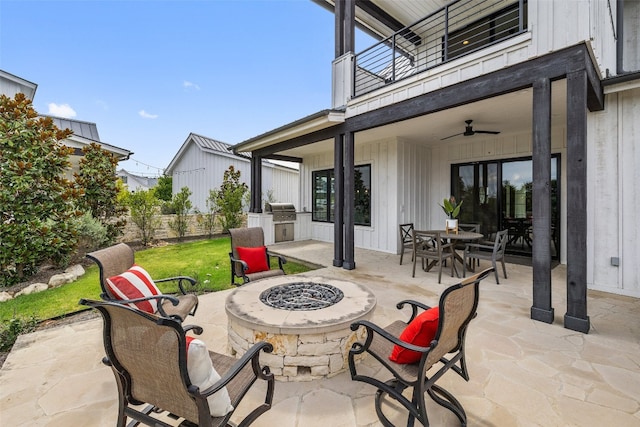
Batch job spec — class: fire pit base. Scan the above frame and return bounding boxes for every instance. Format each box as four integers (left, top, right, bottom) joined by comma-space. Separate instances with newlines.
225, 276, 376, 382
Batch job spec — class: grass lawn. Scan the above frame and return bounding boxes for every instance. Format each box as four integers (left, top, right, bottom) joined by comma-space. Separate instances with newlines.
0, 237, 315, 323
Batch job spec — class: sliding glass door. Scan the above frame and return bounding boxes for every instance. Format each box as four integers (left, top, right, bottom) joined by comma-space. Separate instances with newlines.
452, 156, 559, 258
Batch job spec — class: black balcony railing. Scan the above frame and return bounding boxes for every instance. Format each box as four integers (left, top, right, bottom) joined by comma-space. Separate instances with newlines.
353, 0, 527, 97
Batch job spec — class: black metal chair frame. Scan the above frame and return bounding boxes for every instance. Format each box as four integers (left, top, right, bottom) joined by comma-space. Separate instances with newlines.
348, 268, 494, 427
228, 227, 286, 285
79, 298, 275, 427
86, 243, 198, 321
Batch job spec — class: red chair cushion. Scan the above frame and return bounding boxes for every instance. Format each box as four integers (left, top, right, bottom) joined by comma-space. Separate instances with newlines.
236, 246, 269, 274
389, 307, 440, 364
106, 264, 161, 313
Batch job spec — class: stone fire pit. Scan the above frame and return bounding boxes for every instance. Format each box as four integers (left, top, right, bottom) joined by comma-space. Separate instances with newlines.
225, 275, 376, 381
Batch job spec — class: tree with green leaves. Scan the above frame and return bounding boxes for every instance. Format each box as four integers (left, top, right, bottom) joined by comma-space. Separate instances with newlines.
0, 93, 81, 286
74, 142, 127, 243
212, 165, 248, 232
122, 188, 161, 246
155, 175, 173, 202
169, 186, 192, 240
197, 189, 219, 238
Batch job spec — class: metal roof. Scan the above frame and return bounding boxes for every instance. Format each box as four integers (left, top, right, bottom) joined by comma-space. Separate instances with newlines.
44, 115, 101, 141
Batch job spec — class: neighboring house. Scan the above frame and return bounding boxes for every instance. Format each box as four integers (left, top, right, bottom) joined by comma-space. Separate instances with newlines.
43, 115, 132, 179
0, 69, 37, 100
232, 0, 640, 332
117, 169, 158, 192
165, 132, 299, 213
1, 70, 133, 178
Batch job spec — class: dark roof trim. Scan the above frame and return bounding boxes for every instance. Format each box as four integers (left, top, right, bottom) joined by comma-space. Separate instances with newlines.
602, 71, 640, 86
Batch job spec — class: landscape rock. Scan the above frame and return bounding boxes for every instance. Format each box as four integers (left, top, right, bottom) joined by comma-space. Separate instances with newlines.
15, 283, 49, 297
0, 292, 12, 302
48, 272, 77, 287
64, 264, 85, 277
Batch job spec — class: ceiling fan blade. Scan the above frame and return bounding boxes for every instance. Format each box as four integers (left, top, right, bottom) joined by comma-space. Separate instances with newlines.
440, 132, 464, 140
474, 130, 501, 135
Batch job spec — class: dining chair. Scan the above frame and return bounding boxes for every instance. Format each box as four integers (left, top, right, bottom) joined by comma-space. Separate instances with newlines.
463, 229, 509, 284
456, 223, 481, 268
412, 230, 456, 283
398, 223, 414, 265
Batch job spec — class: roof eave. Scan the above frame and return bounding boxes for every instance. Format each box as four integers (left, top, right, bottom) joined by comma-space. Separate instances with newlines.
232, 109, 345, 153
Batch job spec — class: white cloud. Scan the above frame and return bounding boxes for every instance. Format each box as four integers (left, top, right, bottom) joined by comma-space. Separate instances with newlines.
183, 80, 201, 90
138, 110, 158, 119
47, 103, 77, 118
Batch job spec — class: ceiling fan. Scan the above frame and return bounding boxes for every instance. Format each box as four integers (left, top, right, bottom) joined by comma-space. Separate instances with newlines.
440, 119, 501, 140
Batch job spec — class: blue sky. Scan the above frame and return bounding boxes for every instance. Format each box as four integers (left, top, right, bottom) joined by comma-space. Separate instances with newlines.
1, 0, 371, 176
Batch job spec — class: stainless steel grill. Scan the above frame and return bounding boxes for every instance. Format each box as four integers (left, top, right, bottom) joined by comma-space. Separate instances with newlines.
265, 202, 296, 222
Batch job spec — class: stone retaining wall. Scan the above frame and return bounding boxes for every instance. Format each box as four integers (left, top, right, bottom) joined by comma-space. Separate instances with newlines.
119, 214, 246, 243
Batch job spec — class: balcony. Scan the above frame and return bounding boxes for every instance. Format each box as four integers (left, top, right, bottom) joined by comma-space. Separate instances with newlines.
353, 0, 528, 98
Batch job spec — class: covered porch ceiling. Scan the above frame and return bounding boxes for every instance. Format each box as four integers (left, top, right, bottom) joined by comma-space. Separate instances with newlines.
277, 79, 568, 158
314, 0, 452, 42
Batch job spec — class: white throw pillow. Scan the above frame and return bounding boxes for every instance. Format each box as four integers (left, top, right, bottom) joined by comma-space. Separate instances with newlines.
186, 338, 234, 417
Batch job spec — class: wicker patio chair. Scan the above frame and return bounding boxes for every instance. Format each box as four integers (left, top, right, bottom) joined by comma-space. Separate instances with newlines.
347, 267, 494, 427
87, 243, 198, 321
229, 227, 286, 285
463, 229, 509, 284
79, 298, 275, 427
399, 223, 414, 265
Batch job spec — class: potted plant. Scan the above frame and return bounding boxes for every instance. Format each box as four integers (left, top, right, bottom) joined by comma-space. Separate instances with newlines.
440, 196, 463, 233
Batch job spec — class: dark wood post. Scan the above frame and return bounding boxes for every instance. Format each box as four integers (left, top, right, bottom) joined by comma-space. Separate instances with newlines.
344, 0, 355, 53
531, 77, 554, 324
565, 70, 590, 333
334, 134, 344, 267
250, 155, 262, 213
334, 0, 354, 56
343, 131, 356, 270
334, 0, 344, 57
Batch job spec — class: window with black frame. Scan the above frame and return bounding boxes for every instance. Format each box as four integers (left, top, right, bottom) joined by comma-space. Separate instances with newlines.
312, 165, 371, 226
445, 1, 527, 61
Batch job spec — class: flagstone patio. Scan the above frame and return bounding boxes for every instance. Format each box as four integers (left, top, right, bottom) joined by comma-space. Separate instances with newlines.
0, 240, 638, 426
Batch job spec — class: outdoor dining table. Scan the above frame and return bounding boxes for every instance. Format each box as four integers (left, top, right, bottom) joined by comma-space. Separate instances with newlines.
423, 230, 484, 277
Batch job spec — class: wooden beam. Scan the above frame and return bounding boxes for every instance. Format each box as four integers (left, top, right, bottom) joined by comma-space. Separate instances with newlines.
564, 70, 590, 333
531, 77, 554, 324
250, 156, 262, 213
254, 44, 600, 158
263, 154, 303, 163
334, 134, 344, 267
343, 131, 356, 270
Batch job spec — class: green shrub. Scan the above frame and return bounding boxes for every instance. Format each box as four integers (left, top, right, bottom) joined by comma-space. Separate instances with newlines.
0, 315, 39, 352
74, 211, 109, 253
122, 189, 162, 246
169, 187, 192, 240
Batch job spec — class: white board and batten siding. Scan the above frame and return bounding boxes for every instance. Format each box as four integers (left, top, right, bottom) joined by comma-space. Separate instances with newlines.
169, 138, 299, 213
588, 84, 640, 298
298, 137, 432, 255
